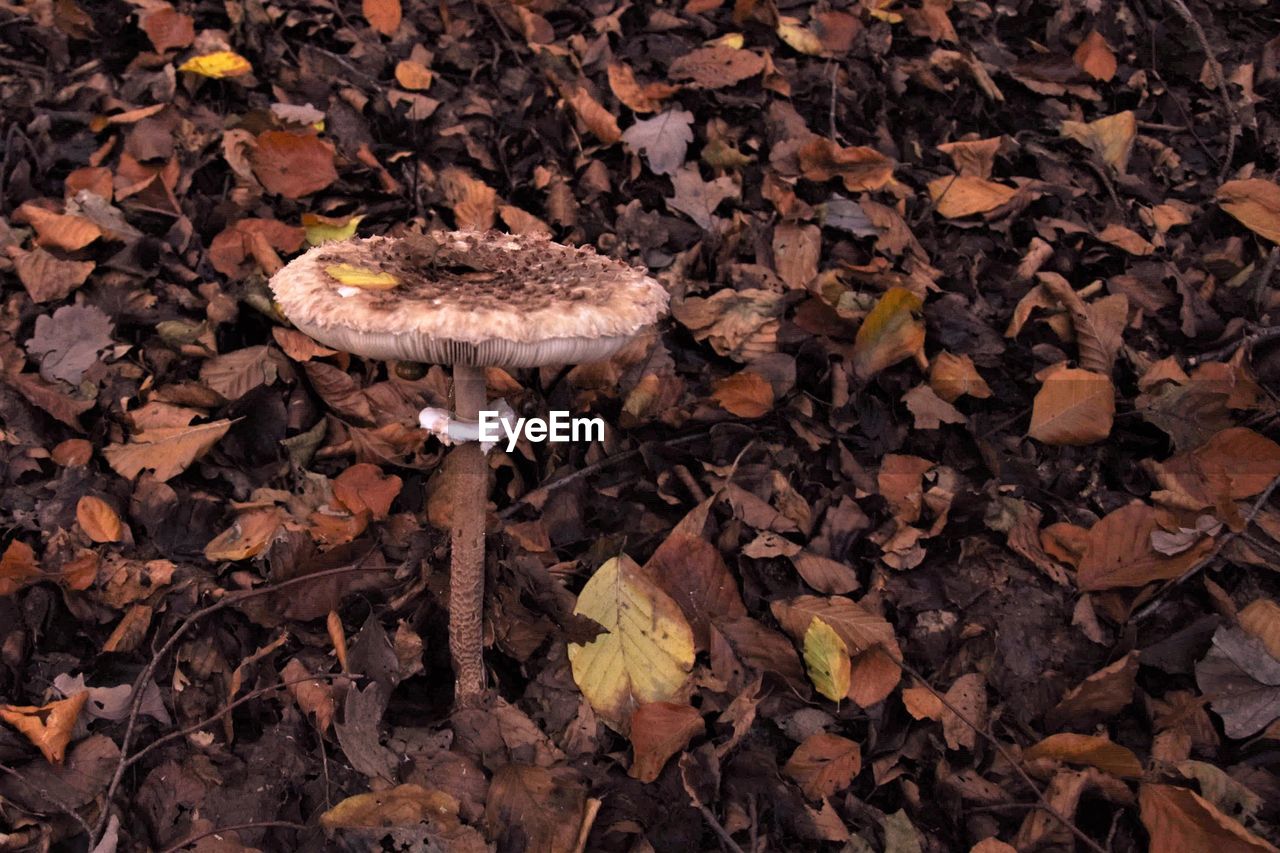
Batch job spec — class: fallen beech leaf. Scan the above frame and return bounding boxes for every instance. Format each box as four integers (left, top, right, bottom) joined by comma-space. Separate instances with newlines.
1060, 111, 1137, 173
362, 0, 402, 35
76, 496, 124, 543
18, 204, 102, 251
937, 137, 1002, 179
0, 540, 39, 597
902, 674, 987, 750
0, 692, 88, 763
394, 59, 433, 90
784, 732, 861, 799
1239, 599, 1280, 661
622, 109, 694, 176
799, 137, 894, 192
929, 351, 992, 401
1195, 625, 1280, 738
9, 246, 94, 303
441, 167, 498, 231
628, 702, 704, 782
250, 131, 338, 199
103, 420, 234, 482
204, 507, 285, 561
668, 46, 766, 88
607, 63, 680, 113
711, 370, 774, 418
852, 287, 926, 380
140, 6, 194, 53
178, 51, 252, 78
322, 784, 463, 829
1217, 179, 1280, 243
1147, 427, 1280, 511
773, 222, 821, 289
566, 87, 622, 145
776, 18, 824, 55
568, 555, 695, 730
1097, 223, 1154, 255
1073, 31, 1117, 81
1077, 503, 1212, 591
1046, 653, 1138, 730
1024, 734, 1143, 778
51, 438, 92, 466
928, 175, 1017, 218
1028, 368, 1114, 445
333, 463, 402, 519
485, 764, 587, 852
772, 594, 897, 656
281, 658, 336, 732
847, 647, 901, 706
667, 165, 738, 232
803, 617, 852, 701
1139, 783, 1278, 853
273, 327, 336, 361
971, 840, 1017, 853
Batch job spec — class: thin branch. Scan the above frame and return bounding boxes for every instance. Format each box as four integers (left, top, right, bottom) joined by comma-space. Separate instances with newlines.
159, 820, 307, 853
1133, 472, 1280, 622
0, 762, 95, 841
874, 647, 1109, 853
697, 804, 747, 853
91, 560, 393, 845
1187, 324, 1280, 367
1164, 0, 1238, 183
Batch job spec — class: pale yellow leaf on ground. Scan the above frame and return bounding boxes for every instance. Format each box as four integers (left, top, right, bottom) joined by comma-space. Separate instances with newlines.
803, 617, 851, 701
322, 784, 460, 829
1217, 179, 1280, 243
1024, 733, 1143, 778
928, 175, 1016, 218
777, 19, 824, 55
569, 555, 695, 731
178, 51, 252, 78
103, 420, 234, 482
1028, 368, 1114, 445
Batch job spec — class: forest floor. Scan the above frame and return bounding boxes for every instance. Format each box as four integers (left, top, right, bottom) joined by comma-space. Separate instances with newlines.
2, 0, 1280, 851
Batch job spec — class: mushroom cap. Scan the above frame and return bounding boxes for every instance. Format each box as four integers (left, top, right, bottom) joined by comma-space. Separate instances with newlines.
269, 231, 669, 367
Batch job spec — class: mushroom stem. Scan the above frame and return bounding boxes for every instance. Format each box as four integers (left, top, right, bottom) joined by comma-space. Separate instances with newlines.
448, 362, 488, 704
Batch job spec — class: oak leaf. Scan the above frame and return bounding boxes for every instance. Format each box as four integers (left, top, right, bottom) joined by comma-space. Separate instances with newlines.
622, 110, 694, 176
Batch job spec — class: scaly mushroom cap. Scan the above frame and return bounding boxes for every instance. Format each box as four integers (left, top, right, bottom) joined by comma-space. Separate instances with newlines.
269, 231, 669, 367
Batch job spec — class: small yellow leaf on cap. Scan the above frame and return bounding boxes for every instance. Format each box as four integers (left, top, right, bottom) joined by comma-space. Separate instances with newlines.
324, 264, 399, 289
178, 51, 253, 78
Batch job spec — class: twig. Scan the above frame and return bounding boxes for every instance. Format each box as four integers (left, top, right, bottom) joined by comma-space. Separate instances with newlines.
0, 762, 95, 841
497, 431, 709, 519
697, 804, 747, 853
159, 820, 307, 853
90, 561, 393, 845
1133, 472, 1280, 621
1187, 323, 1280, 367
873, 648, 1109, 853
1164, 0, 1239, 183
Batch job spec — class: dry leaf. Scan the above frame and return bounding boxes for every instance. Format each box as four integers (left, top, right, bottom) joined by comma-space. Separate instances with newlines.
628, 702, 704, 782
937, 137, 1002, 179
1239, 599, 1280, 661
668, 46, 766, 88
9, 246, 94, 303
711, 370, 774, 418
1077, 503, 1212, 591
251, 131, 338, 199
803, 617, 852, 701
1217, 179, 1280, 243
1060, 112, 1137, 173
799, 138, 894, 192
76, 496, 125, 543
784, 732, 861, 800
1028, 368, 1114, 445
622, 110, 694, 176
1074, 32, 1117, 82
333, 463, 403, 520
394, 59, 433, 90
0, 692, 88, 764
852, 287, 926, 380
608, 63, 680, 113
929, 351, 992, 401
566, 87, 622, 145
1024, 734, 1143, 778
0, 540, 40, 597
928, 175, 1017, 218
363, 0, 401, 35
1139, 783, 1278, 853
103, 420, 234, 482
441, 167, 498, 231
140, 6, 194, 52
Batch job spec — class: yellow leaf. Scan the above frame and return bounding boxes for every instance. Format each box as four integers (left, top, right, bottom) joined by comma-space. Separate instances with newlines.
1023, 733, 1143, 778
324, 263, 399, 289
1060, 112, 1137, 173
1217, 179, 1280, 243
803, 617, 851, 701
303, 213, 363, 246
322, 784, 460, 829
852, 287, 926, 380
178, 51, 252, 78
711, 371, 773, 418
0, 692, 88, 764
707, 33, 745, 49
1028, 368, 1115, 445
928, 175, 1017, 218
568, 555, 695, 730
777, 19, 824, 55
76, 496, 124, 543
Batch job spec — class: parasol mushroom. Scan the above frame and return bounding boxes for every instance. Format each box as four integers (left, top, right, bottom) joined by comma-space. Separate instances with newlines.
269, 230, 669, 704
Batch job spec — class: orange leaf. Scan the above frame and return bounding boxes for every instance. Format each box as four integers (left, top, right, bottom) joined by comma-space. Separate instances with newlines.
76, 495, 125, 543
784, 732, 861, 800
250, 131, 338, 199
711, 371, 774, 418
799, 137, 894, 192
628, 702, 704, 782
1077, 503, 1213, 591
566, 87, 622, 145
140, 6, 194, 52
204, 507, 285, 561
668, 46, 765, 88
1139, 783, 1278, 853
0, 692, 89, 763
332, 463, 403, 520
1028, 368, 1114, 445
1073, 31, 1116, 82
607, 63, 680, 113
440, 167, 497, 231
852, 287, 926, 380
1023, 733, 1143, 778
18, 204, 102, 251
0, 540, 39, 597
363, 0, 401, 35
929, 351, 992, 402
1217, 179, 1280, 244
927, 175, 1017, 218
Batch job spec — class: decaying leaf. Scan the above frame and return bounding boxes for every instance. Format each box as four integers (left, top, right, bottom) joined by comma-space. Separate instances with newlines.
0, 692, 88, 763
103, 420, 235, 482
1028, 368, 1115, 446
852, 287, 926, 380
1217, 179, 1280, 243
784, 732, 861, 800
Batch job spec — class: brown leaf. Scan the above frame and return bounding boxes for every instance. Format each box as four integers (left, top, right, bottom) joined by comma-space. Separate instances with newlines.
0, 540, 39, 597
1240, 599, 1280, 661
928, 175, 1017, 218
102, 603, 153, 654
304, 361, 375, 422
936, 137, 1002, 179
1047, 652, 1138, 730
51, 438, 92, 466
204, 507, 285, 561
362, 0, 401, 35
1139, 783, 1278, 853
485, 765, 586, 853
784, 732, 861, 800
902, 673, 987, 750
441, 167, 498, 231
711, 370, 774, 418
250, 131, 338, 199
272, 326, 337, 361
903, 384, 966, 429
1077, 503, 1213, 591
394, 59, 433, 90
103, 420, 235, 482
281, 658, 336, 732
0, 692, 88, 763
789, 551, 860, 595
566, 87, 621, 145
1025, 734, 1143, 779
139, 6, 194, 52
1073, 31, 1117, 82
878, 454, 934, 524
1028, 368, 1115, 445
1036, 273, 1128, 375
846, 649, 900, 707
799, 137, 894, 192
672, 288, 782, 362
9, 246, 94, 303
1060, 112, 1137, 173
668, 46, 766, 88
18, 204, 102, 251
332, 463, 403, 520
929, 351, 992, 402
76, 496, 125, 543
1217, 179, 1280, 243
607, 63, 680, 112
628, 702, 704, 783
1147, 428, 1280, 511
771, 594, 897, 656
852, 287, 926, 380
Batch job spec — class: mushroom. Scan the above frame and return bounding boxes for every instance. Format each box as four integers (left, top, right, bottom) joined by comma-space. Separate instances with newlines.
269, 230, 669, 704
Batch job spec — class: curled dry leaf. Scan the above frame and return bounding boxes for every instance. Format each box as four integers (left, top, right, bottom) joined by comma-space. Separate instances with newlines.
784, 732, 862, 800
568, 555, 695, 731
441, 167, 498, 231
607, 63, 680, 113
1028, 368, 1115, 446
1023, 733, 1143, 779
628, 701, 704, 782
76, 495, 125, 543
852, 287, 926, 380
0, 691, 88, 764
1216, 179, 1280, 243
937, 137, 1002, 179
